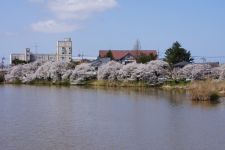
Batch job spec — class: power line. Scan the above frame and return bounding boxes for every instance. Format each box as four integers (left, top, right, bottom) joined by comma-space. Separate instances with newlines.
187, 55, 225, 58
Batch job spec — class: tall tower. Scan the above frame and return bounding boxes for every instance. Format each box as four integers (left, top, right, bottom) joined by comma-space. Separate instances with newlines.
25, 48, 31, 62
57, 38, 72, 62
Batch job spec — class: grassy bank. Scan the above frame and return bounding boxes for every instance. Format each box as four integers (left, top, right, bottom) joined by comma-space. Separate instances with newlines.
163, 80, 225, 101
162, 80, 191, 90
5, 79, 70, 86
85, 80, 150, 87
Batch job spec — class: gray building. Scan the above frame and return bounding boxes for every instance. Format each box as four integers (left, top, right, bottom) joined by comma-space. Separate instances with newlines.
10, 38, 72, 64
57, 38, 72, 62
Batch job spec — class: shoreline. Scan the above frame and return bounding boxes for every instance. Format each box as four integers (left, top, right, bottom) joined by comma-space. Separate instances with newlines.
2, 79, 224, 102
1, 79, 189, 88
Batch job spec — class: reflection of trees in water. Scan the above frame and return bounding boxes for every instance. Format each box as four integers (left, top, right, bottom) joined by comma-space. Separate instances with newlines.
81, 86, 186, 102
41, 85, 225, 111
79, 86, 223, 109
191, 100, 221, 109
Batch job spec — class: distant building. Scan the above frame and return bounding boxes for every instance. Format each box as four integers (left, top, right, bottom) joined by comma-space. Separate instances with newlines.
57, 38, 72, 62
72, 56, 97, 63
173, 61, 191, 68
99, 50, 157, 64
10, 38, 72, 64
91, 57, 111, 69
195, 62, 220, 68
173, 61, 220, 69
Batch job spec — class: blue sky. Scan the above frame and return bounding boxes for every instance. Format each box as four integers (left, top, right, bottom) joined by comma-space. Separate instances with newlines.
1, 0, 225, 63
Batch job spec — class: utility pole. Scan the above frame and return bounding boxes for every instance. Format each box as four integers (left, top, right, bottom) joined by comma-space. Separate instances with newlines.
201, 57, 206, 63
34, 42, 39, 54
78, 52, 84, 62
81, 52, 84, 62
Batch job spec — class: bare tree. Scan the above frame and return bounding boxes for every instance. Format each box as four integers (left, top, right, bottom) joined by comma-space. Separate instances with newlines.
133, 39, 142, 50
1, 57, 5, 69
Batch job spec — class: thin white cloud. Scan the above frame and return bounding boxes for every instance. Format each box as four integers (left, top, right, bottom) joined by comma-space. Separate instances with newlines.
28, 0, 45, 3
30, 0, 118, 33
0, 32, 17, 37
48, 0, 118, 20
31, 20, 79, 33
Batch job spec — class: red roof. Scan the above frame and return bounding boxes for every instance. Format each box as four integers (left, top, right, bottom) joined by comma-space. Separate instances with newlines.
99, 50, 157, 60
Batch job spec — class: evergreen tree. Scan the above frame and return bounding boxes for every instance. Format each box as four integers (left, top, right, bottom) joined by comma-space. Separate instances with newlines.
106, 50, 114, 60
165, 41, 193, 65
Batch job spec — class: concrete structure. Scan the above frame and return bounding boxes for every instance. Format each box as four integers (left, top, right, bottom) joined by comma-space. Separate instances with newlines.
31, 53, 56, 62
10, 53, 26, 63
10, 38, 72, 64
57, 38, 72, 62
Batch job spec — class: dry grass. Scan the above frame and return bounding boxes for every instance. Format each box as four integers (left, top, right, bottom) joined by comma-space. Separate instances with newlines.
86, 80, 149, 87
189, 80, 225, 101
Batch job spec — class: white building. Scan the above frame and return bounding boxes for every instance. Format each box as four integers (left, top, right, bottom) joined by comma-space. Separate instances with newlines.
57, 38, 72, 62
72, 56, 97, 62
10, 38, 72, 64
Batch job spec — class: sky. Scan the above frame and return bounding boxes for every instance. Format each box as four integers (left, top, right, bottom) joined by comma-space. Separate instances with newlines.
0, 0, 225, 63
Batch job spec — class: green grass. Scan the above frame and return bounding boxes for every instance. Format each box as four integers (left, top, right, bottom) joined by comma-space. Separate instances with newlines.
165, 79, 191, 86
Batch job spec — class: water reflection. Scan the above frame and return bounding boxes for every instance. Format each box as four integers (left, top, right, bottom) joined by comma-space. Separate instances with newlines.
80, 86, 223, 108
0, 85, 225, 150
191, 100, 221, 108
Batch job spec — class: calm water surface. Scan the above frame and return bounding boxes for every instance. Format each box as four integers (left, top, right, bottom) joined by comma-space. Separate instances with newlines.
0, 85, 225, 150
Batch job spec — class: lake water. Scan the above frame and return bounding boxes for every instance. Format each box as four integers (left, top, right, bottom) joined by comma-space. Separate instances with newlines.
0, 85, 225, 150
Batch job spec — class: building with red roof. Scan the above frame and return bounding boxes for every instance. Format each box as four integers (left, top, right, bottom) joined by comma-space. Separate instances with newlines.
99, 50, 158, 64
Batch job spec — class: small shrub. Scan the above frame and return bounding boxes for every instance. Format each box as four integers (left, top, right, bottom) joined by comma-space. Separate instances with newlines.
210, 93, 220, 101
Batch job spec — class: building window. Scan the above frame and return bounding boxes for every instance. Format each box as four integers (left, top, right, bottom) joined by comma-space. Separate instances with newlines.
62, 47, 66, 54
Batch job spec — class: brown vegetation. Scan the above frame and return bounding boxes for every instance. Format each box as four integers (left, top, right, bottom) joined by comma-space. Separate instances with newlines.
189, 80, 225, 101
86, 80, 149, 87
